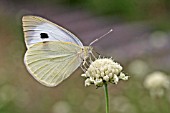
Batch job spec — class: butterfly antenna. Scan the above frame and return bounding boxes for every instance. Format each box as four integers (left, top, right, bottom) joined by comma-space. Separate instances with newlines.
89, 29, 113, 46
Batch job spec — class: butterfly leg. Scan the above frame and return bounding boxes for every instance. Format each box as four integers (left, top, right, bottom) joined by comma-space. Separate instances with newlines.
80, 64, 86, 72
79, 62, 85, 72
81, 63, 88, 71
79, 56, 89, 71
90, 51, 97, 60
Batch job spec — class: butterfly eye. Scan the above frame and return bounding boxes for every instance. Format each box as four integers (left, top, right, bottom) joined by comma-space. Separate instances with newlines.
40, 33, 49, 39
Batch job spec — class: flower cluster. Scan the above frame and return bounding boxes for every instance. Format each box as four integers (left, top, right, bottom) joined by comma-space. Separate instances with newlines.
144, 71, 170, 97
81, 58, 129, 87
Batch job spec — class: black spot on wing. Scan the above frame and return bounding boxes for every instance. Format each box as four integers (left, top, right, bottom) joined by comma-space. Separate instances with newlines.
43, 41, 48, 44
40, 33, 49, 39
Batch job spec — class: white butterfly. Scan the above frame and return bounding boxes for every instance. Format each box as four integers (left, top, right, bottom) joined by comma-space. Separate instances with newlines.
22, 16, 92, 87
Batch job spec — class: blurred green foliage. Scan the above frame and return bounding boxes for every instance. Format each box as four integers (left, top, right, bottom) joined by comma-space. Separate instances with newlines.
65, 0, 170, 29
10, 0, 170, 21
53, 0, 170, 20
11, 0, 170, 30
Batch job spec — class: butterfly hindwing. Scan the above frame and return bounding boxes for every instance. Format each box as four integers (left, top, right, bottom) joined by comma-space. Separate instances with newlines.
24, 41, 82, 87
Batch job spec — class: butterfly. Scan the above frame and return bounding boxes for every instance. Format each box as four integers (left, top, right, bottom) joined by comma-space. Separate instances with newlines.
22, 16, 93, 87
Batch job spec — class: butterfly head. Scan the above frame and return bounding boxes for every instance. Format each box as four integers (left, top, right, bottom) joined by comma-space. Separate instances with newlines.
80, 46, 93, 63
84, 46, 93, 56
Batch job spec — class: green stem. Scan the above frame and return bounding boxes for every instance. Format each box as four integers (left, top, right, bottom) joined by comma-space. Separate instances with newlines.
104, 83, 109, 113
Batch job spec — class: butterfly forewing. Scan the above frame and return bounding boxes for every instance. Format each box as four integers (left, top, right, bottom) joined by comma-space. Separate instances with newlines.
24, 41, 83, 87
22, 16, 83, 48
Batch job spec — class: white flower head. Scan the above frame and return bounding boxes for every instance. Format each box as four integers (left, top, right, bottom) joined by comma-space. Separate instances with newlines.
144, 71, 170, 97
128, 59, 149, 78
81, 58, 129, 87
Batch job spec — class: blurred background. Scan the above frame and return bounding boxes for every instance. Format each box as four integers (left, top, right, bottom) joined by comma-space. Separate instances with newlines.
0, 0, 170, 113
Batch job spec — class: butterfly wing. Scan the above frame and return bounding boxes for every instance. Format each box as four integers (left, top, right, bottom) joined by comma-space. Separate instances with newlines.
22, 16, 83, 48
24, 41, 83, 87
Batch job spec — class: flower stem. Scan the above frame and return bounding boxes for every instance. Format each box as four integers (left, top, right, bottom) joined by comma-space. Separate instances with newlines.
104, 83, 109, 113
